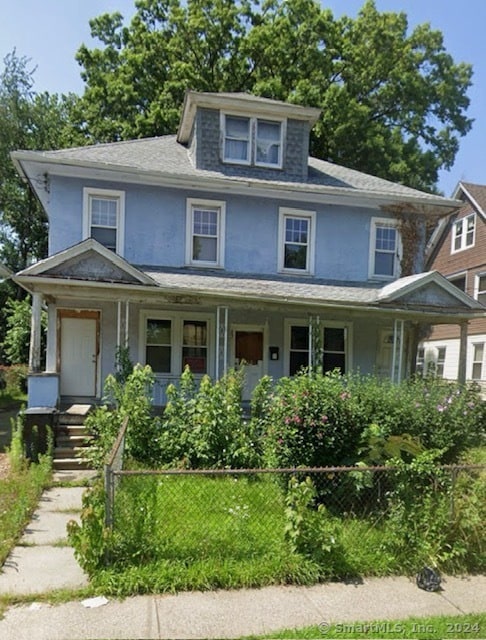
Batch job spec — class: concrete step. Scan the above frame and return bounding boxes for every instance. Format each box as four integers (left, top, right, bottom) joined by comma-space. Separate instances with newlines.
52, 457, 91, 471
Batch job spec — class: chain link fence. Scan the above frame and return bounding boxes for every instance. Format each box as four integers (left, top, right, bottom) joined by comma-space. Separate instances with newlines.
101, 427, 485, 575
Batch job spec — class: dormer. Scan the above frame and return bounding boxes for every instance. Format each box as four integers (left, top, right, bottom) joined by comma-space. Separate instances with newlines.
177, 91, 321, 181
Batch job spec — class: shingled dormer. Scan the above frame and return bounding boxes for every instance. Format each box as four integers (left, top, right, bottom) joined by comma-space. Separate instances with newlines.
177, 91, 321, 182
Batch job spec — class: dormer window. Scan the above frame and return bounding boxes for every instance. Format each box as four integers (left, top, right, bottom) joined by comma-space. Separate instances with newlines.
222, 114, 283, 168
451, 213, 475, 253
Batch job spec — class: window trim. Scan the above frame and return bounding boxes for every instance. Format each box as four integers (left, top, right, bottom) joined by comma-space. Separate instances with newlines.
185, 198, 226, 268
448, 271, 467, 293
471, 342, 484, 380
278, 208, 316, 275
474, 272, 486, 303
82, 187, 125, 256
221, 112, 285, 169
368, 217, 401, 280
284, 318, 353, 376
139, 310, 213, 376
451, 212, 476, 253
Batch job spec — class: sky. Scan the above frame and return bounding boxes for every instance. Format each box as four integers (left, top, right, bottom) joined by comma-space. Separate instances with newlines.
1, 0, 485, 196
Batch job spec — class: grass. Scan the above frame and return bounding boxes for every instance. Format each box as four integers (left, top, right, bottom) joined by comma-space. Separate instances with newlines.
69, 465, 485, 597
0, 457, 52, 566
253, 612, 486, 639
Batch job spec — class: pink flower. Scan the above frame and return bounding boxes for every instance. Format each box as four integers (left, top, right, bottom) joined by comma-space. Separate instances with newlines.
321, 415, 328, 423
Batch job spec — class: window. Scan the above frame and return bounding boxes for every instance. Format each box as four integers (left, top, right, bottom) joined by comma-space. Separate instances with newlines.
278, 208, 316, 274
287, 321, 350, 376
475, 273, 486, 305
186, 199, 226, 267
83, 188, 125, 254
142, 313, 210, 375
436, 346, 446, 378
369, 218, 401, 279
146, 319, 172, 373
452, 213, 475, 252
449, 273, 467, 292
223, 114, 283, 168
182, 320, 208, 374
416, 347, 425, 376
472, 343, 484, 380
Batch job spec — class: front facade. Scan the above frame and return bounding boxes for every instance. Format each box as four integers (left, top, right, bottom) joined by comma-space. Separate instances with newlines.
421, 182, 486, 384
11, 92, 484, 408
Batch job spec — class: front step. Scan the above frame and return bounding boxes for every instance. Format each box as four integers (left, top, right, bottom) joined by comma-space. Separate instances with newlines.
54, 404, 93, 471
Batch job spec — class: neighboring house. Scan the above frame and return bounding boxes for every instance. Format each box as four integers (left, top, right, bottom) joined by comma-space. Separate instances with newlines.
10, 91, 485, 409
421, 181, 486, 383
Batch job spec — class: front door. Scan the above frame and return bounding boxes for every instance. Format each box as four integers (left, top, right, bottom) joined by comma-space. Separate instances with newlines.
234, 329, 264, 401
59, 311, 99, 397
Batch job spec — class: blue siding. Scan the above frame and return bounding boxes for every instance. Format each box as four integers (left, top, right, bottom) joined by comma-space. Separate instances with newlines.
47, 176, 397, 281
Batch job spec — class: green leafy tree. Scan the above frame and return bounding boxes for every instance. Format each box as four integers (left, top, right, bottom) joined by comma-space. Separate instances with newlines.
0, 51, 76, 360
1, 297, 46, 365
74, 0, 472, 191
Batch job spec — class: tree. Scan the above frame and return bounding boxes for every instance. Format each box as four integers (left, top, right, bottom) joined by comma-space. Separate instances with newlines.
73, 0, 473, 191
0, 51, 75, 361
0, 50, 76, 274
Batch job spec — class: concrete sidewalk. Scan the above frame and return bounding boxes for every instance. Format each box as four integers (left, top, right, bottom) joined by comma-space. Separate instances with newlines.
0, 472, 484, 639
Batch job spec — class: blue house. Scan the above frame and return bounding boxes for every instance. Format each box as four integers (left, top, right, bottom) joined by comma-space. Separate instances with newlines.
11, 91, 484, 408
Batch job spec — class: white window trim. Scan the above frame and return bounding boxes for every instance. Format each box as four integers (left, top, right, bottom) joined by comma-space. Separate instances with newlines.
82, 187, 125, 256
368, 217, 401, 280
185, 198, 226, 268
278, 208, 316, 275
283, 318, 353, 376
451, 212, 476, 254
139, 310, 213, 377
471, 342, 484, 380
221, 112, 285, 169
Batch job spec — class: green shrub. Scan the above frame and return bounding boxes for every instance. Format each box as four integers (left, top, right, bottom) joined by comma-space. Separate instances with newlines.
158, 366, 259, 468
84, 364, 160, 469
262, 369, 366, 468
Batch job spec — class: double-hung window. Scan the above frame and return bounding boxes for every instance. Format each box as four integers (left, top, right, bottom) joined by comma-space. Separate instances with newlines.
142, 313, 210, 375
83, 188, 125, 255
223, 114, 283, 168
287, 321, 350, 376
279, 208, 316, 274
472, 343, 484, 380
452, 213, 475, 253
369, 218, 401, 279
186, 199, 225, 267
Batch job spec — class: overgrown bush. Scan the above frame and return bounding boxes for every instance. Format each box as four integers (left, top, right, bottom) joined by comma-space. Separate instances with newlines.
84, 364, 160, 469
259, 371, 485, 468
0, 364, 28, 395
158, 366, 260, 468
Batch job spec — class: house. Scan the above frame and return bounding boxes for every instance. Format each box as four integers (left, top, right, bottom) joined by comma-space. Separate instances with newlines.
421, 182, 486, 383
10, 91, 485, 409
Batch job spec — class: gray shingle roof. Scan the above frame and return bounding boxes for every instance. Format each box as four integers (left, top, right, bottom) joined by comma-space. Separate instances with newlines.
14, 135, 457, 207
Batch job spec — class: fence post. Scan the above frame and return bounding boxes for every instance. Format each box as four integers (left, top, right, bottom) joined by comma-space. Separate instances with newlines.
104, 463, 114, 530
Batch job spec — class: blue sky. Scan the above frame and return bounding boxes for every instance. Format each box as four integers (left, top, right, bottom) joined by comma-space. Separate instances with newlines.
1, 0, 485, 196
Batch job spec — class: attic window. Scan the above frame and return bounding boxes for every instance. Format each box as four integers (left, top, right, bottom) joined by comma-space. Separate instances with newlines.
222, 114, 283, 168
451, 213, 475, 253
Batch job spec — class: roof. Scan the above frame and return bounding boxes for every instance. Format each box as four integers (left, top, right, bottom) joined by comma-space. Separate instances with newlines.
11, 135, 461, 212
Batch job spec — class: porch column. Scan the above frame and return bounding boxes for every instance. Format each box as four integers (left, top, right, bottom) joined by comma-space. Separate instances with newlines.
216, 306, 228, 379
458, 320, 468, 384
391, 319, 405, 383
29, 292, 43, 373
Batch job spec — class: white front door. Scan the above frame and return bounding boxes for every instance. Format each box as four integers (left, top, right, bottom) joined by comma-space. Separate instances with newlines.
59, 312, 99, 397
234, 329, 265, 401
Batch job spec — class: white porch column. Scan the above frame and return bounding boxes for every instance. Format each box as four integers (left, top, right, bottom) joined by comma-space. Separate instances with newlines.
29, 292, 43, 373
216, 306, 228, 379
458, 320, 468, 384
391, 319, 405, 383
